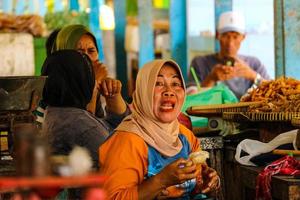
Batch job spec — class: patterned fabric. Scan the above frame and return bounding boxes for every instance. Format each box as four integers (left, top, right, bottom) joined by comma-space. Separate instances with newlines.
256, 155, 300, 200
200, 137, 223, 150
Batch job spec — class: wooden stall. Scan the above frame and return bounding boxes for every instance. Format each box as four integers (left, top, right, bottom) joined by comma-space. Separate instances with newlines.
188, 96, 300, 199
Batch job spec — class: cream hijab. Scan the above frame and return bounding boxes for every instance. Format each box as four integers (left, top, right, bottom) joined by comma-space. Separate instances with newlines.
116, 59, 186, 157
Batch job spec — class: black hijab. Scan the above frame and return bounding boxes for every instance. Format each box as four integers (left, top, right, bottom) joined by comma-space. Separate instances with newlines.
42, 50, 95, 109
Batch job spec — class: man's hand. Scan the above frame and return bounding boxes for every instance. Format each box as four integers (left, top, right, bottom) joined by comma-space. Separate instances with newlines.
233, 58, 257, 81
211, 64, 236, 81
202, 64, 235, 87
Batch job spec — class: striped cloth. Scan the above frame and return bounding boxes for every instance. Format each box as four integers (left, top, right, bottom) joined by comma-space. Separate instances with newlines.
32, 100, 47, 124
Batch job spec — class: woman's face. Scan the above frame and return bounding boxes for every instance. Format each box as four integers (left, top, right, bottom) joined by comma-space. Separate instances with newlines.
76, 34, 99, 62
153, 64, 185, 123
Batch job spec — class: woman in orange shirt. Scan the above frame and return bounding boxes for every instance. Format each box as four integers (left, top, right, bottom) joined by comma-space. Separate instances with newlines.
99, 59, 220, 199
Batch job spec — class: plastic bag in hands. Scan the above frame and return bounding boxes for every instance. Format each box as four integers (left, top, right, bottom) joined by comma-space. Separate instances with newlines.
235, 129, 298, 166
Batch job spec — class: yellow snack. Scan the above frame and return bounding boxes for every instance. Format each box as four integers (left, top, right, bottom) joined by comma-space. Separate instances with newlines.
189, 151, 209, 164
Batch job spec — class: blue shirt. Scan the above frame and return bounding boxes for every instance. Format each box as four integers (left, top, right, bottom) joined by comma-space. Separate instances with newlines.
147, 134, 196, 200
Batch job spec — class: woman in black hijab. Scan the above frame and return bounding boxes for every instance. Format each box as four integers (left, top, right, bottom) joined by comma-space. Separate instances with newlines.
42, 50, 128, 168
42, 50, 94, 109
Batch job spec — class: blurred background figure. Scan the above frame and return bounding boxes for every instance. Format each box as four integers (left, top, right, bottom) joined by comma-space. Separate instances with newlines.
187, 11, 270, 99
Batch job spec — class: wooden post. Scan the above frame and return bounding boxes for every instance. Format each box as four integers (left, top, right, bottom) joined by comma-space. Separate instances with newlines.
274, 0, 300, 78
138, 0, 154, 67
69, 0, 79, 11
114, 0, 128, 99
169, 0, 187, 79
89, 0, 104, 61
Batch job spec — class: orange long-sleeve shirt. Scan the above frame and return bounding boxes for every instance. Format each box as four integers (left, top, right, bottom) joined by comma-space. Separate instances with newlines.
99, 124, 200, 200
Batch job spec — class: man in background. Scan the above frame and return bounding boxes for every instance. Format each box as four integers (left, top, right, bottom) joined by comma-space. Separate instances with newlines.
187, 11, 270, 99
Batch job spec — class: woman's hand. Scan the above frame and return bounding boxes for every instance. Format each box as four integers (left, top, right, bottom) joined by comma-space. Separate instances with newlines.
200, 165, 220, 194
98, 78, 127, 115
98, 78, 122, 98
155, 158, 199, 199
156, 185, 185, 200
138, 158, 199, 200
93, 60, 108, 83
157, 158, 198, 188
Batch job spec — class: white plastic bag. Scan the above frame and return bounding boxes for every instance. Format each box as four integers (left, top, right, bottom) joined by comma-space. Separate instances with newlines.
235, 129, 298, 166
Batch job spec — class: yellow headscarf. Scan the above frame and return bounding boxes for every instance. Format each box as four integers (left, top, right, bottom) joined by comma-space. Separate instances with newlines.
116, 59, 186, 157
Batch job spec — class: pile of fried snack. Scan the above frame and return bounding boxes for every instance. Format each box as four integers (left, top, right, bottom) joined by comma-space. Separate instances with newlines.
241, 77, 300, 112
0, 13, 47, 37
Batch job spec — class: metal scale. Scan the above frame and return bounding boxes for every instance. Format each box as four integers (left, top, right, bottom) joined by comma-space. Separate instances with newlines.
0, 76, 46, 175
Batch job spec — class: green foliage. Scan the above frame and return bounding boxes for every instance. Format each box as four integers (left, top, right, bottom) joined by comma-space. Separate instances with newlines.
126, 0, 138, 17
44, 11, 89, 30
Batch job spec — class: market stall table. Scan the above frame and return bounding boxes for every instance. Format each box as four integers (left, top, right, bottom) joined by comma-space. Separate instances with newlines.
0, 173, 107, 199
224, 145, 300, 200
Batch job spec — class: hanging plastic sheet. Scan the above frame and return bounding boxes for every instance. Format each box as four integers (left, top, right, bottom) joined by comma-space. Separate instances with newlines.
182, 83, 238, 127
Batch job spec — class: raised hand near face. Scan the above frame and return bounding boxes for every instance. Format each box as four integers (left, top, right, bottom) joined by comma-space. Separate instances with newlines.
97, 78, 126, 115
93, 60, 108, 83
97, 78, 122, 98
